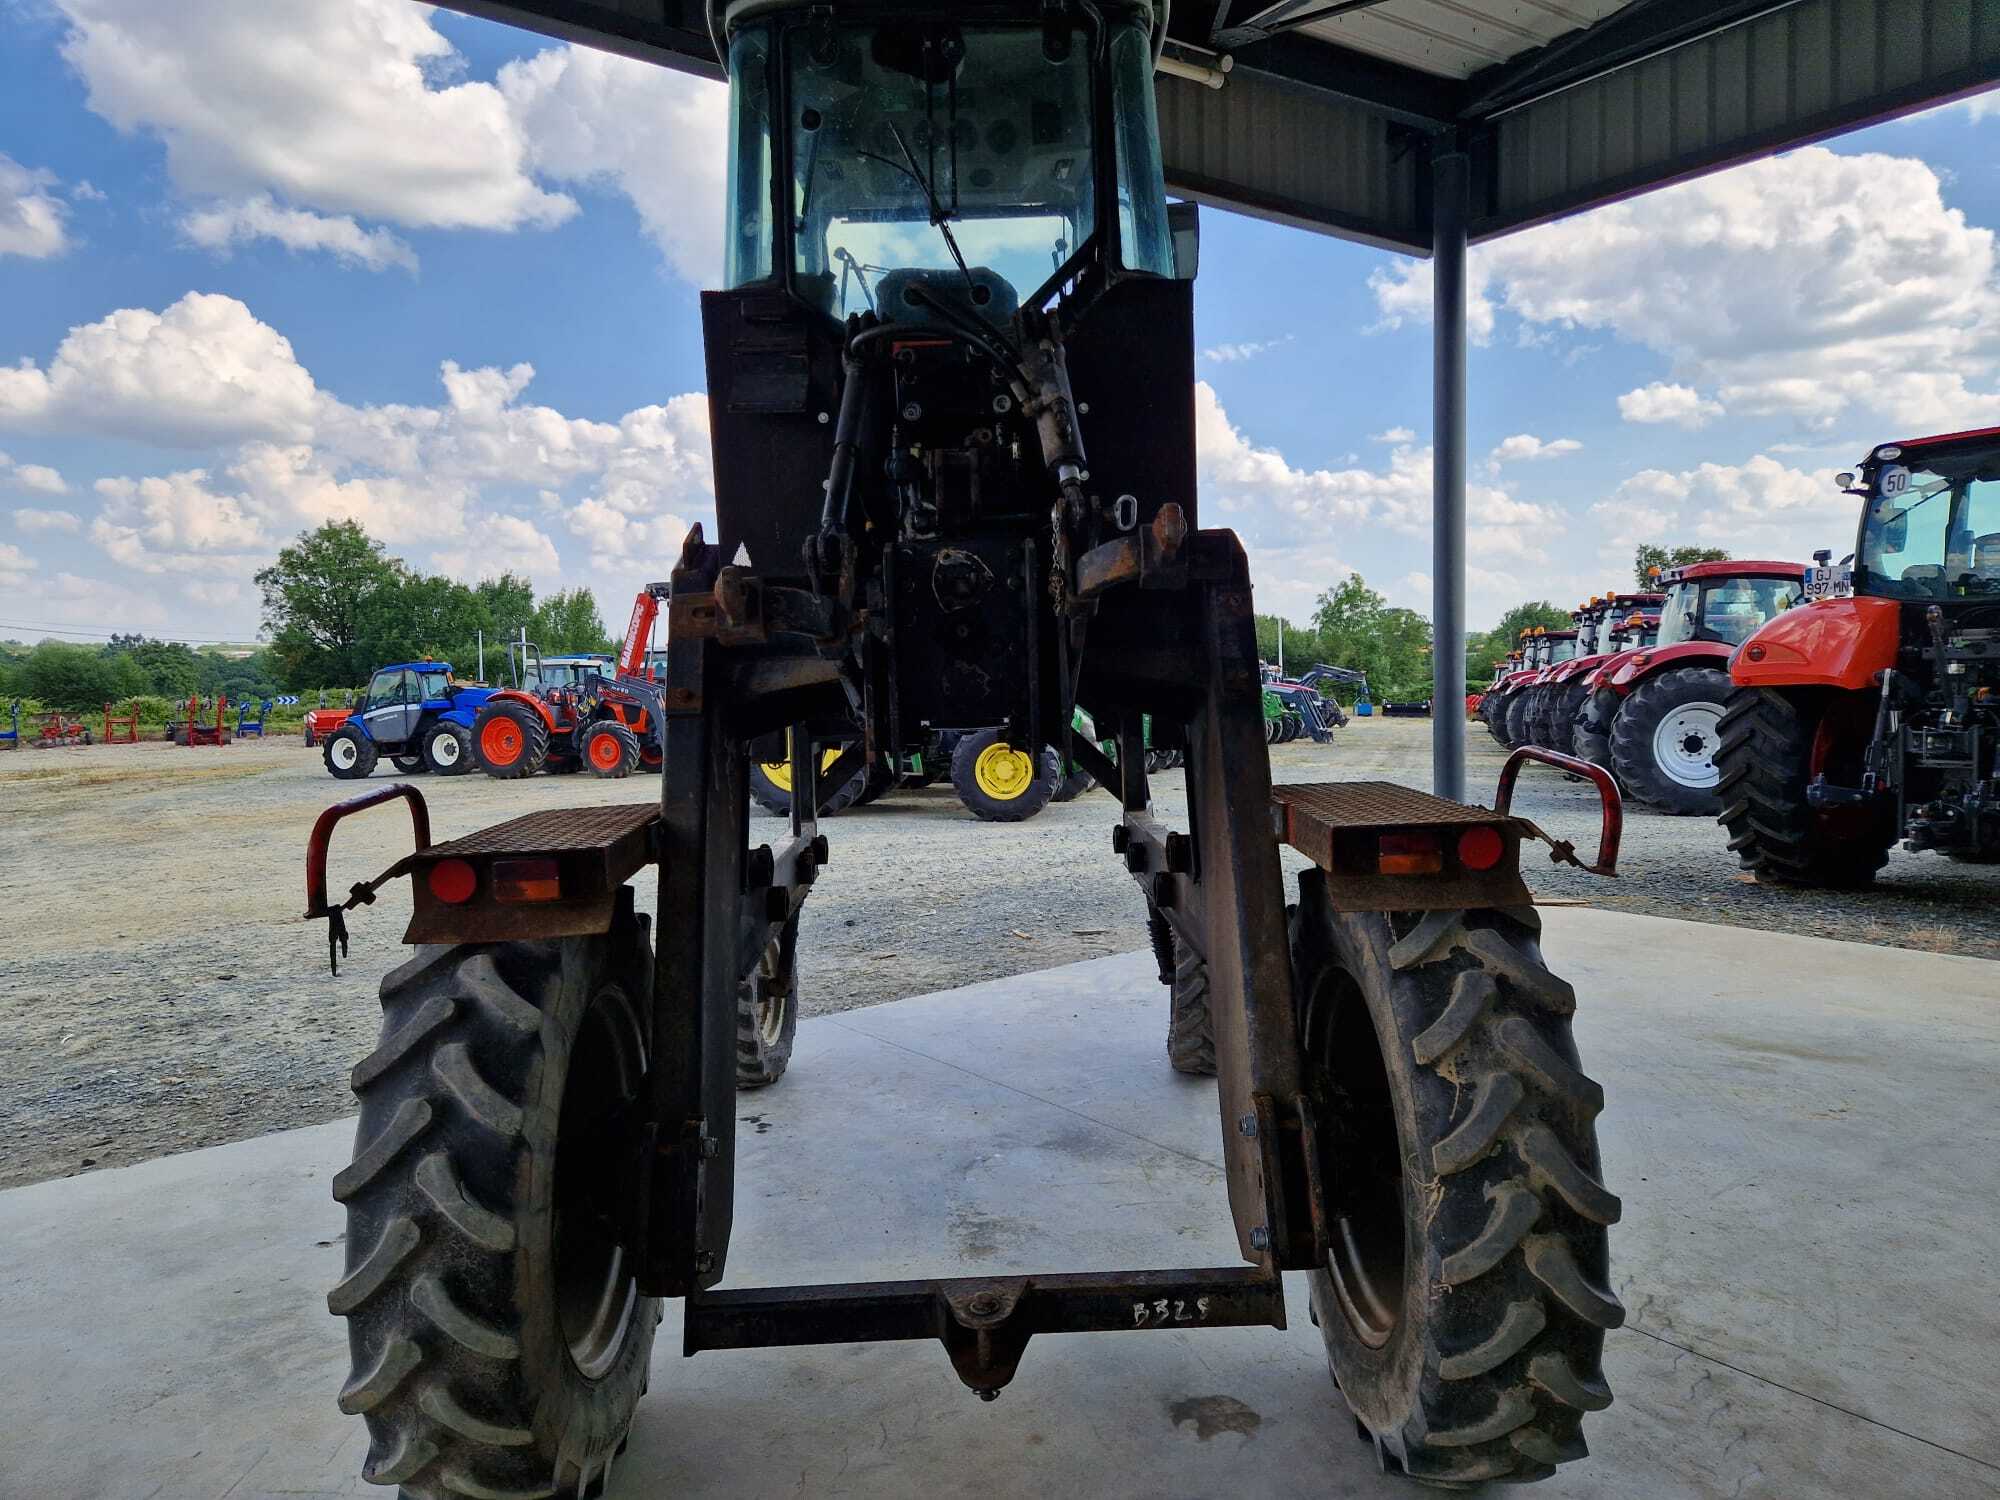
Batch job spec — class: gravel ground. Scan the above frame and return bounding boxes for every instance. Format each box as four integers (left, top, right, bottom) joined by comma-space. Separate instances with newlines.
3, 716, 1994, 1190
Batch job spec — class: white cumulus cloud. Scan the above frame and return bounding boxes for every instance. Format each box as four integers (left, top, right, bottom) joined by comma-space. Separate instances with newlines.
499, 46, 729, 287
1489, 433, 1581, 467
13, 506, 82, 533
1372, 147, 2000, 433
182, 195, 417, 273
56, 0, 575, 234
0, 154, 71, 259
0, 291, 319, 446
1618, 382, 1725, 428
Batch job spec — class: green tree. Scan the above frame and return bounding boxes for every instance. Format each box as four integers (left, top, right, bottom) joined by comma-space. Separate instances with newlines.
1468, 600, 1572, 686
21, 642, 134, 711
1309, 575, 1434, 701
475, 572, 538, 658
1255, 614, 1330, 675
105, 635, 202, 697
359, 571, 486, 669
1634, 543, 1730, 589
257, 521, 398, 688
534, 587, 613, 655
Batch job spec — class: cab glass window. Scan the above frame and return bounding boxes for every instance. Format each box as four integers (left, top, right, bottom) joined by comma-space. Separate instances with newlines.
365, 669, 407, 708
1108, 21, 1173, 276
421, 671, 451, 700
787, 19, 1095, 323
725, 26, 775, 286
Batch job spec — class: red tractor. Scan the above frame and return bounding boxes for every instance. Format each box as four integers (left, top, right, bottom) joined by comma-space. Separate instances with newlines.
1478, 627, 1543, 745
1570, 606, 1659, 768
1584, 562, 1807, 813
1534, 592, 1661, 755
1503, 626, 1575, 747
471, 585, 670, 779
1719, 426, 2000, 883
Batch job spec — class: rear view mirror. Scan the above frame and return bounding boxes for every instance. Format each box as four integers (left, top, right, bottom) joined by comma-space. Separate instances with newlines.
1167, 200, 1200, 281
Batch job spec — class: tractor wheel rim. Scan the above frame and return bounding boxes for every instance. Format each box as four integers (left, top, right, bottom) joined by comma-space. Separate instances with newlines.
331, 739, 357, 769
755, 935, 788, 1046
554, 983, 644, 1380
481, 719, 521, 765
973, 742, 1034, 800
590, 734, 623, 771
762, 745, 841, 795
1653, 703, 1722, 787
434, 734, 460, 767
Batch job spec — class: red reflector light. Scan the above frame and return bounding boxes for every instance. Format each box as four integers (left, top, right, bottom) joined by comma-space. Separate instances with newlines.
1377, 832, 1442, 876
493, 857, 562, 903
1458, 825, 1505, 871
426, 859, 477, 904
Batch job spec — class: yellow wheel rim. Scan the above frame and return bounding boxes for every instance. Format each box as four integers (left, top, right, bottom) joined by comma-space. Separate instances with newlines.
760, 739, 841, 794
973, 741, 1036, 800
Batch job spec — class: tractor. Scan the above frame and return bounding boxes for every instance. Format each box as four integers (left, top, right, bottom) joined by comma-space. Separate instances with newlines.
1476, 644, 1524, 742
1484, 627, 1552, 747
1535, 593, 1660, 756
1504, 628, 1573, 748
1569, 606, 1660, 770
1718, 427, 2000, 883
321, 664, 493, 779
1515, 627, 1579, 753
472, 587, 673, 779
1582, 562, 1806, 813
314, 5, 1622, 1493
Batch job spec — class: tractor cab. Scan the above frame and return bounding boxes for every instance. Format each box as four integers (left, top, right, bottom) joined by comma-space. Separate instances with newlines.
1655, 562, 1804, 647
521, 652, 616, 695
1845, 430, 2000, 603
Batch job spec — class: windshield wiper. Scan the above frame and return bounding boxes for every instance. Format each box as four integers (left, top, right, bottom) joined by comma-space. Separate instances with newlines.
885, 120, 978, 300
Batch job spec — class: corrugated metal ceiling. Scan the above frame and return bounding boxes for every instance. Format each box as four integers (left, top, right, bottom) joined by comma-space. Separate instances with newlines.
1298, 0, 1636, 80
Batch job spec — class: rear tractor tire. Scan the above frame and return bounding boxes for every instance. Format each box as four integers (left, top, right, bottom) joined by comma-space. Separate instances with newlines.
474, 702, 551, 780
736, 915, 800, 1088
1051, 767, 1095, 803
1148, 902, 1215, 1077
1502, 692, 1534, 749
330, 893, 660, 1500
1544, 683, 1587, 758
1715, 687, 1895, 889
950, 729, 1059, 823
746, 740, 867, 819
1571, 694, 1613, 771
1292, 882, 1621, 1486
1610, 667, 1733, 815
583, 721, 641, 779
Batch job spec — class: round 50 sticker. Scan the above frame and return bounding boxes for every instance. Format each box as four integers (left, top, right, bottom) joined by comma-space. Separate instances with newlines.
1879, 464, 1911, 497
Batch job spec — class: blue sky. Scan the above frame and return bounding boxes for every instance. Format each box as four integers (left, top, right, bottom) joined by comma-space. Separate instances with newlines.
2, 0, 1997, 645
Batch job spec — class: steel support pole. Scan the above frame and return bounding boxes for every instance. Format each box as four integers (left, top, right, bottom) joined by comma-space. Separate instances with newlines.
1431, 145, 1469, 802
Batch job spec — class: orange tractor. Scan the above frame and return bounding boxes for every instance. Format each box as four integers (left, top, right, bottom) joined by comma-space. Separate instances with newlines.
1719, 426, 2000, 882
470, 585, 671, 779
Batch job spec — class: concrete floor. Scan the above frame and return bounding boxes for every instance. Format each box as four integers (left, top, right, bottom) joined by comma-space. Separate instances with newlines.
2, 908, 1996, 1500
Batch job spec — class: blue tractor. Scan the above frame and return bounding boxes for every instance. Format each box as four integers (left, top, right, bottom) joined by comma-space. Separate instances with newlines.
321, 662, 496, 780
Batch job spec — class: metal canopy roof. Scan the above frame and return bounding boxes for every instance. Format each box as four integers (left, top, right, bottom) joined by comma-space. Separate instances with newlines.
437, 0, 2000, 254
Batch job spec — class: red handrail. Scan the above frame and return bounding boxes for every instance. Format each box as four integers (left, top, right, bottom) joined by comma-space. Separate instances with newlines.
305, 783, 431, 919
1494, 745, 1622, 877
